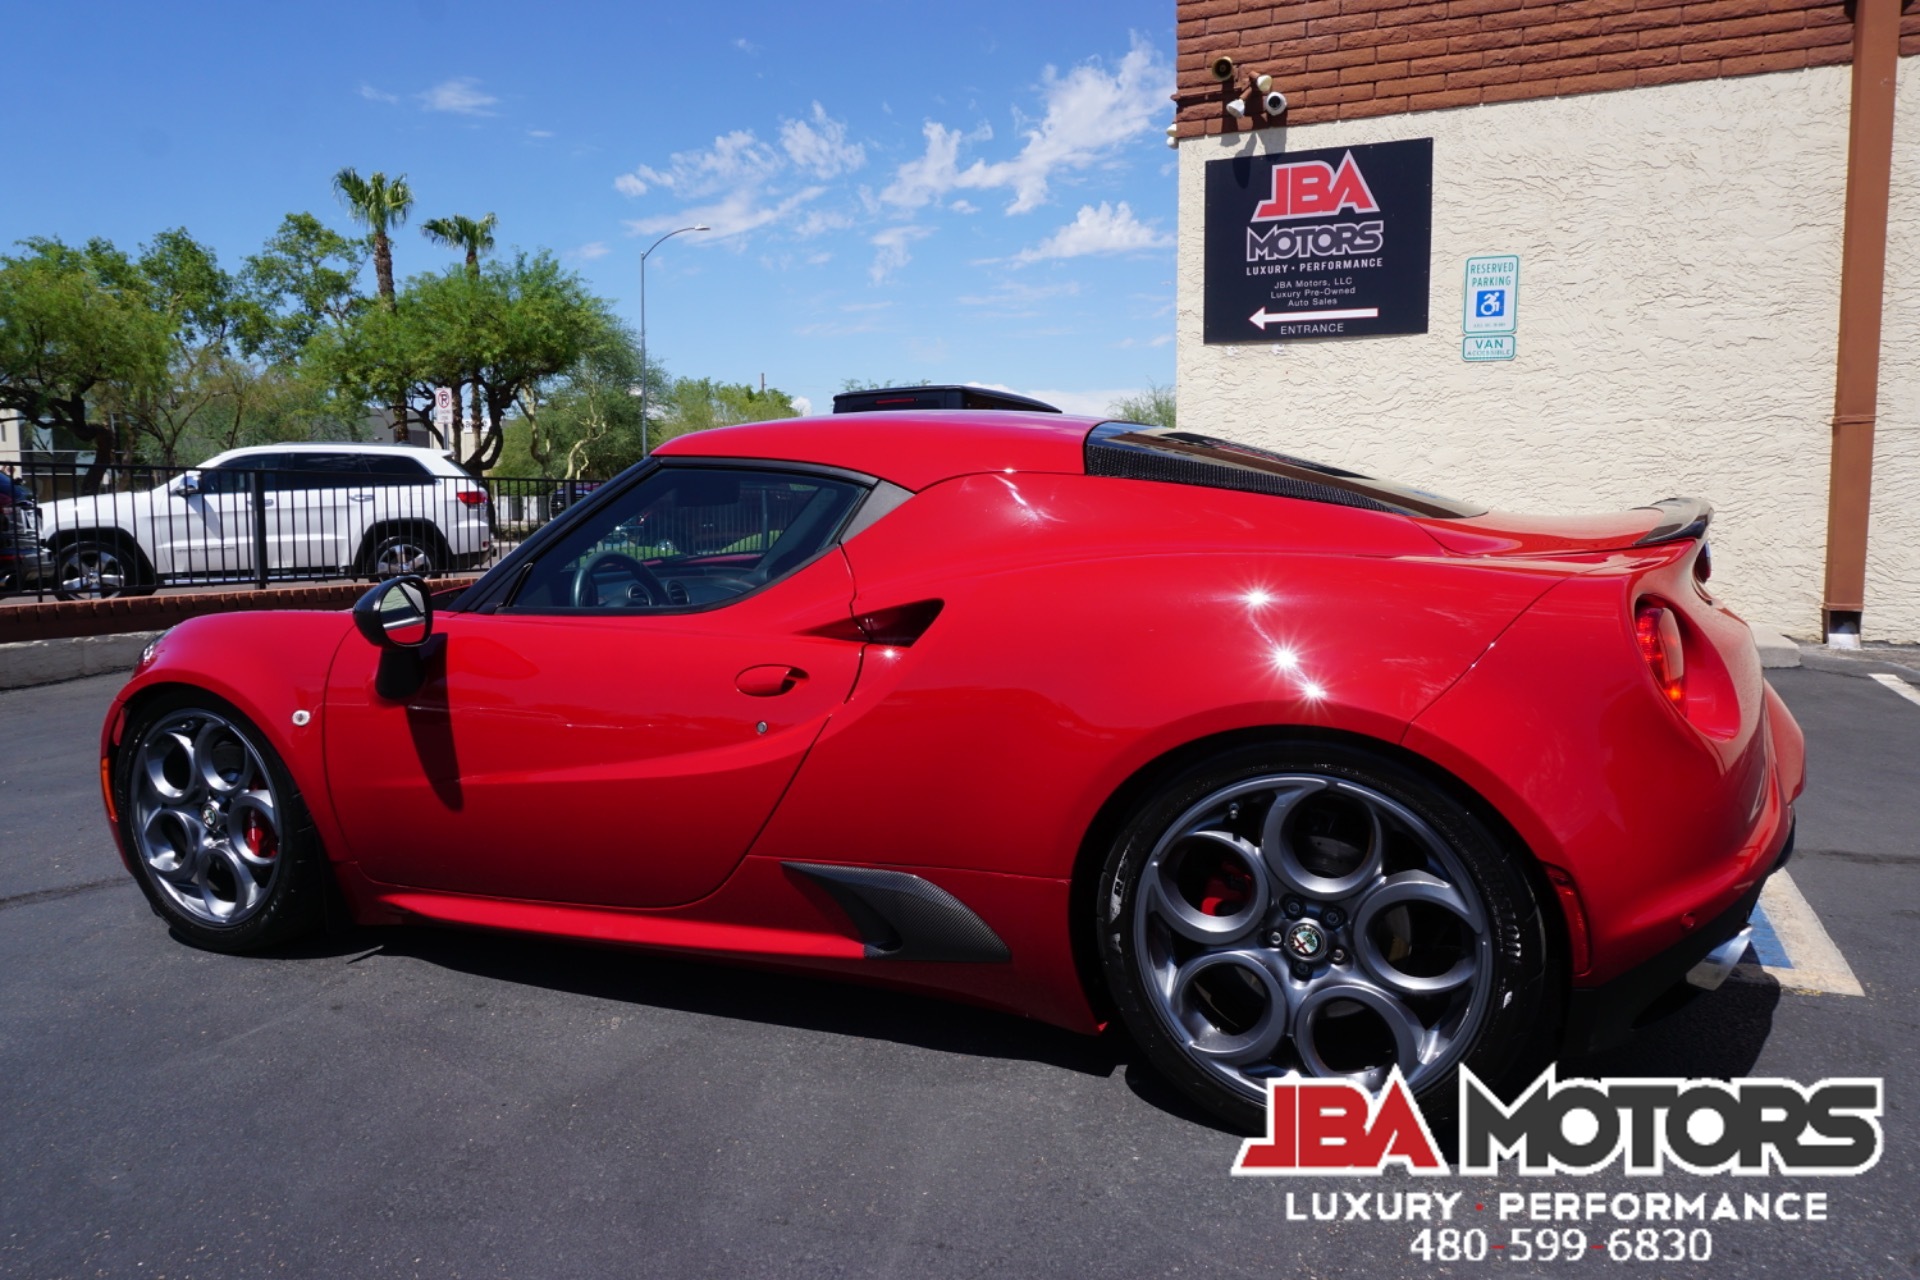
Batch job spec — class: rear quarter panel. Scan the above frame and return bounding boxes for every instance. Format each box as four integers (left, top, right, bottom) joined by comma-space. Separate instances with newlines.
749, 472, 1571, 882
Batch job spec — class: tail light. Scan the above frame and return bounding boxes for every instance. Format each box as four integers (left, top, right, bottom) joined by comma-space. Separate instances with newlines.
456, 488, 488, 507
1635, 601, 1687, 706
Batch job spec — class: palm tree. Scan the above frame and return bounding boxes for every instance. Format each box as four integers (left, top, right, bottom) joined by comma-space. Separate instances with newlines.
420, 213, 497, 277
420, 213, 499, 446
332, 168, 414, 438
331, 168, 414, 305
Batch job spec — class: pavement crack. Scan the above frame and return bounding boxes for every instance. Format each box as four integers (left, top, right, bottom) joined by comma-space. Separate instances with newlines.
0, 876, 130, 911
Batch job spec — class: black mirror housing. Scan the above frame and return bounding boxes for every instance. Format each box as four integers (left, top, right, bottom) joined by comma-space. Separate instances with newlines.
353, 576, 433, 649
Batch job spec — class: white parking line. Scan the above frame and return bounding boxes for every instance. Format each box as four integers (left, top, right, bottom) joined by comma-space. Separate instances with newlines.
1733, 871, 1865, 997
1868, 672, 1920, 709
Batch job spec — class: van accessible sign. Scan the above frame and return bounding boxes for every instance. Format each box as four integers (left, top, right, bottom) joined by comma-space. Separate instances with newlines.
1203, 137, 1433, 344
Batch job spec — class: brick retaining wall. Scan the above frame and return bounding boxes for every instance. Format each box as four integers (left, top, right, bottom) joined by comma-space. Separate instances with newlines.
0, 578, 480, 643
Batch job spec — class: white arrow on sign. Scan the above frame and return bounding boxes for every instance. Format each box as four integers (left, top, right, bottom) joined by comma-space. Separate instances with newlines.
1250, 306, 1380, 329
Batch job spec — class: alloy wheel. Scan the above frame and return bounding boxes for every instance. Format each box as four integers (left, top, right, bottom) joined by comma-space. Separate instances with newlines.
56, 542, 128, 599
128, 709, 284, 927
1131, 774, 1493, 1098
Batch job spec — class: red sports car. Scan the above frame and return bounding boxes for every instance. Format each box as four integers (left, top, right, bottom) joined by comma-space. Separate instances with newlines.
100, 412, 1803, 1130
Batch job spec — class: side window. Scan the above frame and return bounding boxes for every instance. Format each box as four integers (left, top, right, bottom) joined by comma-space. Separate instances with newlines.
363, 454, 432, 486
273, 454, 371, 490
506, 467, 865, 613
202, 454, 283, 495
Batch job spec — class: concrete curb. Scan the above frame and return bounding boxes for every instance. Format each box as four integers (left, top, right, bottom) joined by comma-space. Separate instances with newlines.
0, 631, 164, 691
1752, 628, 1802, 669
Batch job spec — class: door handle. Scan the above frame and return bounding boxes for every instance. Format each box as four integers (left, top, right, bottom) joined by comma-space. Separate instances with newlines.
736, 664, 807, 696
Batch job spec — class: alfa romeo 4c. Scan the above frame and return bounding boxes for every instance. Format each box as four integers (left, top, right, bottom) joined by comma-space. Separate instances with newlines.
101, 412, 1803, 1129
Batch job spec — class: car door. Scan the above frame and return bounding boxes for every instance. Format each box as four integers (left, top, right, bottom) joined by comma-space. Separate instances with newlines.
321, 464, 871, 908
264, 453, 367, 571
176, 454, 279, 579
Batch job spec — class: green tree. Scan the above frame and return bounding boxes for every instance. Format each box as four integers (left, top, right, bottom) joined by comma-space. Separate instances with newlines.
120, 228, 243, 467
0, 237, 169, 488
654, 377, 799, 447
1108, 381, 1176, 429
315, 252, 612, 474
332, 168, 414, 440
236, 213, 367, 363
420, 212, 499, 441
331, 168, 413, 304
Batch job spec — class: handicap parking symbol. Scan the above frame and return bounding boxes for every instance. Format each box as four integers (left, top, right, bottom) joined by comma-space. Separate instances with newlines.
1476, 289, 1505, 318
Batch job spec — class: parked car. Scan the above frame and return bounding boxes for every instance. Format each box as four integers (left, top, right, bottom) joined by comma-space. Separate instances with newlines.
97, 412, 1802, 1130
0, 470, 55, 594
35, 444, 492, 599
546, 478, 602, 519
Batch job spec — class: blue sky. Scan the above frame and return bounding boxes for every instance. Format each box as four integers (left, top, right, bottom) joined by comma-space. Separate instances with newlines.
3, 0, 1178, 418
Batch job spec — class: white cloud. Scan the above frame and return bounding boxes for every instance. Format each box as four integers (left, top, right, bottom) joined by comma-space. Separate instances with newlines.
789, 395, 813, 415
615, 110, 860, 244
949, 199, 978, 214
734, 37, 761, 54
780, 103, 865, 178
570, 241, 610, 261
1011, 201, 1171, 264
869, 225, 932, 283
880, 39, 1172, 214
420, 77, 498, 116
359, 84, 399, 105
1115, 332, 1174, 348
527, 128, 555, 139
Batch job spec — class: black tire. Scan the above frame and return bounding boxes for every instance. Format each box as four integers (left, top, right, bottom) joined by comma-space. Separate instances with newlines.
1096, 739, 1559, 1133
51, 535, 156, 601
114, 689, 326, 953
361, 526, 447, 582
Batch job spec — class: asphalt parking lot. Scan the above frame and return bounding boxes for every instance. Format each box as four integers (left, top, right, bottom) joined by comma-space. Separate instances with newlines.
2, 655, 1917, 1279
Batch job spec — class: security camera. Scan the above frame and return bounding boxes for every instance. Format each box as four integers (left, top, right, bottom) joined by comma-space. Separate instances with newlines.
1210, 56, 1235, 81
1226, 97, 1248, 118
1166, 137, 1179, 149
1255, 74, 1274, 93
1262, 90, 1288, 115
1165, 123, 1179, 138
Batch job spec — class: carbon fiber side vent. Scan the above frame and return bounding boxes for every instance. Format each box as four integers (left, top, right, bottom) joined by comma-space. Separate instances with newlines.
784, 864, 1012, 964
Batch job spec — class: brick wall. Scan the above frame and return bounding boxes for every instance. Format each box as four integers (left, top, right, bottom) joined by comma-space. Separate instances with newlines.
1174, 0, 1920, 134
0, 577, 479, 643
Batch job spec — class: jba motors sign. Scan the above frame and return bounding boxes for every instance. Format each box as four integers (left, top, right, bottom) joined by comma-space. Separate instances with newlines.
1203, 137, 1433, 343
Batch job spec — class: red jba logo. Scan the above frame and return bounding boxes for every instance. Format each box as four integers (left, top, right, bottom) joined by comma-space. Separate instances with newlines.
1233, 1068, 1884, 1177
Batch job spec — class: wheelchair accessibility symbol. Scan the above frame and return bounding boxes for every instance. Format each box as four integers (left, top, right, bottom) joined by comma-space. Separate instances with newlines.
1476, 290, 1505, 318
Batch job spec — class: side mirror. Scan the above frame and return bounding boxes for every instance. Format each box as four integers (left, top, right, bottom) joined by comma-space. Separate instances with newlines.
176, 472, 202, 496
353, 577, 436, 700
354, 576, 432, 648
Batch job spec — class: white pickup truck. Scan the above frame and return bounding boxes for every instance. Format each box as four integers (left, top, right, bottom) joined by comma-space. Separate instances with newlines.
36, 443, 493, 599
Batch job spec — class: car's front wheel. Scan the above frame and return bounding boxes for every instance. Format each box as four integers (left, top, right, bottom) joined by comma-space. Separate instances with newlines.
52, 536, 155, 601
1097, 741, 1557, 1132
116, 691, 325, 952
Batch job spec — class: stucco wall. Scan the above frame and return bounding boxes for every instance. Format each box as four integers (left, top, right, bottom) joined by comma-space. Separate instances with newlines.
1176, 65, 1919, 641
1869, 65, 1920, 642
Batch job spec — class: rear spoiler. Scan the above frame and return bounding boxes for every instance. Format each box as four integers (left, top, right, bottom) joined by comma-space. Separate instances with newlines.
1633, 497, 1713, 546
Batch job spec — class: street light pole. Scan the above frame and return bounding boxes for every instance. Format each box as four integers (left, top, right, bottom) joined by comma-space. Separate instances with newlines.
638, 224, 709, 457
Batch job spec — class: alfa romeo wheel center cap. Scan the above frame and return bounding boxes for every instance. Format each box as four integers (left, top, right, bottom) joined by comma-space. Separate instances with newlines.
1284, 920, 1327, 961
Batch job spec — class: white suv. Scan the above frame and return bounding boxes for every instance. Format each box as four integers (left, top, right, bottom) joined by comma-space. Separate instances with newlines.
37, 443, 492, 599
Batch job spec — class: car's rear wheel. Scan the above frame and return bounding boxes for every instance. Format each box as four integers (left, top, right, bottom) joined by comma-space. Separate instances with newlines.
117, 691, 325, 952
52, 536, 156, 601
1097, 741, 1556, 1132
363, 527, 446, 581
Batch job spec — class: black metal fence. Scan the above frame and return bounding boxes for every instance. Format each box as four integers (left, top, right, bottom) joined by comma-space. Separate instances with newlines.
0, 458, 588, 602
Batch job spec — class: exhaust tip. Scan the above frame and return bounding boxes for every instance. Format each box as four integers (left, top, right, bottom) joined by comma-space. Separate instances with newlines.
1686, 926, 1754, 992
